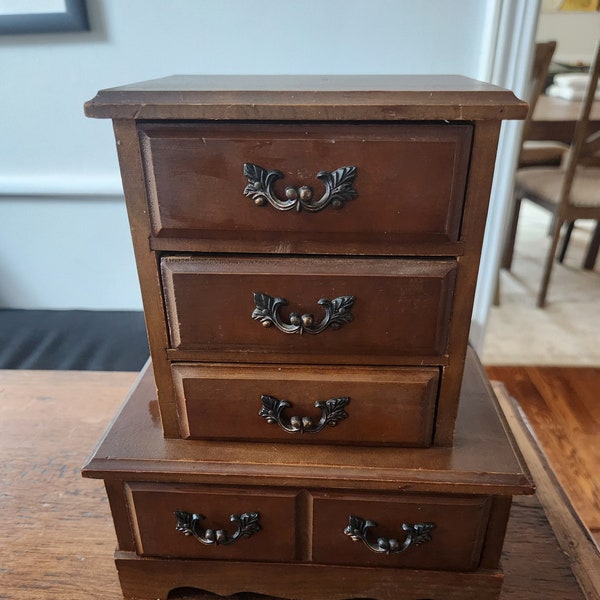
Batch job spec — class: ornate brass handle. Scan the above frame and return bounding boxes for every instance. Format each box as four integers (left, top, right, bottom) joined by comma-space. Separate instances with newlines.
259, 395, 349, 434
243, 163, 357, 212
174, 510, 260, 546
344, 515, 435, 555
252, 292, 355, 335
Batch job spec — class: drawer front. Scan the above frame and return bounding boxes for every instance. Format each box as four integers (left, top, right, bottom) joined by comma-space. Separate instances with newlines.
311, 492, 492, 571
126, 483, 298, 562
139, 122, 472, 248
161, 256, 456, 362
172, 363, 439, 446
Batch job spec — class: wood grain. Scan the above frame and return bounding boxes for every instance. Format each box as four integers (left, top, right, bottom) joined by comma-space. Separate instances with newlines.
138, 121, 471, 247
172, 362, 439, 446
82, 354, 533, 497
0, 369, 135, 600
0, 369, 585, 599
161, 255, 456, 360
84, 74, 527, 121
492, 381, 600, 600
486, 365, 600, 548
99, 76, 510, 447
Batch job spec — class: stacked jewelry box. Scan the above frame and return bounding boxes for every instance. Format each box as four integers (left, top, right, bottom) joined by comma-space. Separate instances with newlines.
83, 75, 533, 600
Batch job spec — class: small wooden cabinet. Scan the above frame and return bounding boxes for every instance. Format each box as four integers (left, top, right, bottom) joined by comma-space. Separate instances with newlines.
83, 75, 532, 599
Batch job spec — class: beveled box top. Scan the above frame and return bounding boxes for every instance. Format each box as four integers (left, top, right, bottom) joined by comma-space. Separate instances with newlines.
85, 74, 527, 122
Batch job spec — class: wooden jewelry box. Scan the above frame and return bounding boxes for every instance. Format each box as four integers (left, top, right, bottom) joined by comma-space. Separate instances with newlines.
83, 75, 532, 599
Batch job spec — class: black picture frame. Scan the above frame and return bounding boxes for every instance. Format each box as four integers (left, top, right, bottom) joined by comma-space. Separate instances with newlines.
0, 0, 89, 34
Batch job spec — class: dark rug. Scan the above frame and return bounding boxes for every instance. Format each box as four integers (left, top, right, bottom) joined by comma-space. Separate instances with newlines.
0, 309, 149, 371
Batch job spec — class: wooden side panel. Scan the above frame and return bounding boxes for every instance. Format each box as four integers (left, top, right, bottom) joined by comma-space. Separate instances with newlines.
433, 120, 502, 446
112, 119, 179, 437
104, 480, 136, 552
479, 496, 513, 569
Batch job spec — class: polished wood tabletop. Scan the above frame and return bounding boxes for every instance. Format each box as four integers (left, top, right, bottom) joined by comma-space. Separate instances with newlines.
0, 369, 587, 600
529, 94, 600, 143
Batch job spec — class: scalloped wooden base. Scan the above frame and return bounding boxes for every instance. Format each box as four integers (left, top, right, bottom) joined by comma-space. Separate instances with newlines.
115, 551, 504, 600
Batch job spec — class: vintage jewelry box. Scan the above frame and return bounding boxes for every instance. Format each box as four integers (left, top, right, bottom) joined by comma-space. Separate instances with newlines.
82, 75, 533, 600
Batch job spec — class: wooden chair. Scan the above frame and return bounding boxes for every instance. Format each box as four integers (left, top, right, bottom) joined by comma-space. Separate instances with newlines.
518, 41, 569, 168
503, 41, 600, 308
494, 41, 566, 306
501, 41, 567, 272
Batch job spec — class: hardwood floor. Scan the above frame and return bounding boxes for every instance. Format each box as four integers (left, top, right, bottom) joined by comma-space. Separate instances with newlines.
485, 365, 600, 548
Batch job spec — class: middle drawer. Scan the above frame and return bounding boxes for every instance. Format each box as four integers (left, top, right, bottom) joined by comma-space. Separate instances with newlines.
161, 255, 456, 365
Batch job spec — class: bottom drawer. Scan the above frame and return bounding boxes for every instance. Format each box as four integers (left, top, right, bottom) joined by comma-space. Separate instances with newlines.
126, 483, 298, 562
172, 363, 439, 446
125, 483, 493, 572
312, 492, 492, 571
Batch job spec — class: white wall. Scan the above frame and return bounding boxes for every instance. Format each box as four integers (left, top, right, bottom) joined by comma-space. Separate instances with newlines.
537, 10, 600, 64
0, 0, 535, 321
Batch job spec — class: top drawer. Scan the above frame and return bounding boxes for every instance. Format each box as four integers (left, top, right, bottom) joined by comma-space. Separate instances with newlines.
138, 122, 472, 252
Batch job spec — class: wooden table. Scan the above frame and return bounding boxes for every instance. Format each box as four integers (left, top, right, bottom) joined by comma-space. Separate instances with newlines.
0, 369, 589, 600
529, 94, 600, 144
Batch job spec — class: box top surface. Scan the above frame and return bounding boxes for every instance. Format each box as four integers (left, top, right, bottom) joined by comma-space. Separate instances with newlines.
85, 74, 527, 121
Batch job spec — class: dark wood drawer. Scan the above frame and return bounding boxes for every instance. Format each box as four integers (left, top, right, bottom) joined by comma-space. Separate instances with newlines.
311, 492, 492, 571
172, 363, 439, 446
125, 482, 492, 570
139, 122, 472, 251
161, 256, 456, 363
126, 483, 298, 562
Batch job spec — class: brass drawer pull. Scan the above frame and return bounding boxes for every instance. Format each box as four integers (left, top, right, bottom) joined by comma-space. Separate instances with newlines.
259, 395, 349, 434
344, 515, 435, 555
252, 292, 355, 335
243, 163, 357, 212
174, 510, 261, 546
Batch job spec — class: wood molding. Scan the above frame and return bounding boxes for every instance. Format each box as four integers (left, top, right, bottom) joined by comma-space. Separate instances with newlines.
0, 175, 122, 197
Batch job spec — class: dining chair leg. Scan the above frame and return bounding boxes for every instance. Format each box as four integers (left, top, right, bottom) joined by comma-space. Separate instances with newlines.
537, 217, 565, 308
502, 195, 522, 270
583, 220, 600, 270
493, 269, 500, 306
557, 221, 574, 263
